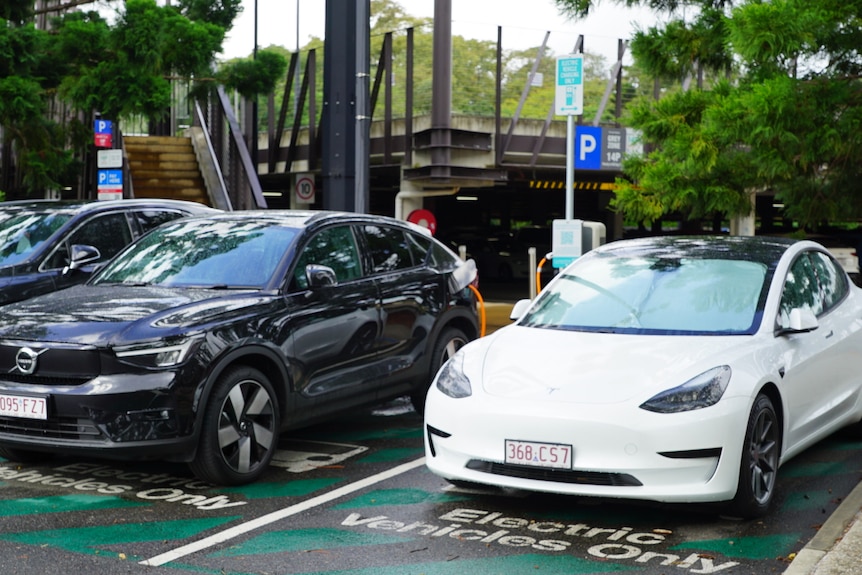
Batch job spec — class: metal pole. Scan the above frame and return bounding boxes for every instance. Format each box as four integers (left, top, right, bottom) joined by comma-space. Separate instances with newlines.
566, 114, 574, 220
294, 0, 300, 116
354, 0, 370, 213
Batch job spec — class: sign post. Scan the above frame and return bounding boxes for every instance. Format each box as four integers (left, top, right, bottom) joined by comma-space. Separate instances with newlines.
93, 119, 113, 148
555, 54, 584, 220
294, 174, 316, 205
97, 169, 123, 201
554, 54, 585, 267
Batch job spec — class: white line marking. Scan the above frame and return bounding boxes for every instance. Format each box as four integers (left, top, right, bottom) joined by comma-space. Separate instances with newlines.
140, 457, 426, 567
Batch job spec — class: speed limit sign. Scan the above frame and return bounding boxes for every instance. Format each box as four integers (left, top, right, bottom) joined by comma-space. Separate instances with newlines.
295, 174, 315, 204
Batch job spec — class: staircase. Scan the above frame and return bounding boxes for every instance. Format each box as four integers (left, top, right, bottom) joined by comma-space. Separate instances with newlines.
124, 136, 210, 205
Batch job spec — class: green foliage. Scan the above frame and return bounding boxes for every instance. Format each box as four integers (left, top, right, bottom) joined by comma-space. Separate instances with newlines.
558, 0, 862, 229
1, 0, 239, 195
53, 0, 229, 119
0, 0, 32, 24
177, 0, 242, 32
217, 49, 288, 99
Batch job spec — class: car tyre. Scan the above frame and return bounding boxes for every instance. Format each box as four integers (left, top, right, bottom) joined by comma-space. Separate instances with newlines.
411, 327, 468, 415
728, 393, 780, 518
190, 366, 280, 485
0, 446, 53, 463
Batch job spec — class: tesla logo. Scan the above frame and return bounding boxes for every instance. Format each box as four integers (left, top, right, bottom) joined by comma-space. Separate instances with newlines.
13, 347, 47, 375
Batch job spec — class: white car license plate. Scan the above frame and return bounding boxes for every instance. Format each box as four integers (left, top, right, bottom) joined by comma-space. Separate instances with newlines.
0, 393, 47, 420
505, 440, 572, 469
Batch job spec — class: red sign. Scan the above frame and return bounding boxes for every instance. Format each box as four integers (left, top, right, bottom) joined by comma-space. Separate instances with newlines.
94, 133, 113, 148
407, 209, 437, 236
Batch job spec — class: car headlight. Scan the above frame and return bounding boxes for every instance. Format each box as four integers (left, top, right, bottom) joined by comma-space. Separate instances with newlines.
114, 336, 202, 368
435, 350, 472, 398
639, 365, 731, 414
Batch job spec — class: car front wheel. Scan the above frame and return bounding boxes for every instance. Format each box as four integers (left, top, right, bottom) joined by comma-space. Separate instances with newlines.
728, 393, 780, 518
190, 366, 280, 485
411, 327, 468, 415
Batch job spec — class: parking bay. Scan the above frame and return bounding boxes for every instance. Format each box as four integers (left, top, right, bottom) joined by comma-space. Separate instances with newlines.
0, 398, 860, 575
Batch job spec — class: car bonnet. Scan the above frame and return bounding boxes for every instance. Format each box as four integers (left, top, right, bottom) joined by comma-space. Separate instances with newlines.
477, 325, 755, 404
0, 284, 269, 346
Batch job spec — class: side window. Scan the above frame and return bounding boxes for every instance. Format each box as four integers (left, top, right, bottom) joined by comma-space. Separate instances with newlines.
44, 213, 133, 269
292, 226, 362, 289
361, 225, 414, 273
810, 250, 848, 311
428, 239, 461, 272
133, 209, 186, 235
405, 231, 435, 267
778, 253, 822, 329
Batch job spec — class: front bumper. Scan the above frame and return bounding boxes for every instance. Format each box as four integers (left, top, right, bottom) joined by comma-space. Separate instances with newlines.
0, 371, 199, 461
424, 389, 751, 504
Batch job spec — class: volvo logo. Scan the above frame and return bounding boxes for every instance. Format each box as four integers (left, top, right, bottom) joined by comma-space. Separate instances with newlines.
13, 347, 47, 375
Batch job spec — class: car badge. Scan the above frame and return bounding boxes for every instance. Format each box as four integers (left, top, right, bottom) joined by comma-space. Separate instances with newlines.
13, 347, 47, 375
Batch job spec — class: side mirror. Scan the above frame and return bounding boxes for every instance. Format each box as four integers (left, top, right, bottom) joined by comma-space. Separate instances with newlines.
778, 307, 819, 335
63, 244, 101, 274
306, 264, 337, 288
448, 258, 478, 293
509, 298, 532, 321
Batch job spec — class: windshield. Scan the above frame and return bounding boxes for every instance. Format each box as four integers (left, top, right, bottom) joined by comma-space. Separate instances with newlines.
94, 219, 299, 288
520, 254, 769, 335
0, 212, 71, 266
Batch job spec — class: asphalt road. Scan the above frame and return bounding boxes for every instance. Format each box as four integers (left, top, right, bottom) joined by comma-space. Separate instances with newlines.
1, 395, 861, 575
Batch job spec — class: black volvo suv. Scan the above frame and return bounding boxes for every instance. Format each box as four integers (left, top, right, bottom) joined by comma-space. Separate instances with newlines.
0, 211, 479, 485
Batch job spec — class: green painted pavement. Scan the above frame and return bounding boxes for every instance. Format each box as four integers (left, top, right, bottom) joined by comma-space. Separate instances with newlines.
780, 489, 839, 512
2, 516, 238, 558
333, 488, 469, 508
209, 527, 411, 557
781, 460, 849, 478
303, 427, 423, 443
357, 448, 423, 463
671, 533, 800, 561
0, 493, 145, 516
221, 477, 343, 500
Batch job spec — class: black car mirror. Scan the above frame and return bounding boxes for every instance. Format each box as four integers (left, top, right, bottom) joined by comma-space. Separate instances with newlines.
63, 244, 101, 275
305, 264, 337, 288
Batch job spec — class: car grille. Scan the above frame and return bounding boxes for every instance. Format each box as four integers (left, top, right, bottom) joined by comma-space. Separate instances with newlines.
0, 344, 100, 382
0, 416, 102, 440
465, 459, 643, 487
1, 373, 92, 386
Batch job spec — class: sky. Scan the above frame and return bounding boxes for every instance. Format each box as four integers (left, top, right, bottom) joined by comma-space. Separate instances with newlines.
221, 0, 660, 66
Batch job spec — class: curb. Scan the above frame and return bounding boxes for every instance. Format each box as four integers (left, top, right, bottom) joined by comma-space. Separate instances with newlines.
783, 479, 862, 574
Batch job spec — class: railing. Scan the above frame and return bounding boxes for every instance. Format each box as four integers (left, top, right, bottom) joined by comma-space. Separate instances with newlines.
194, 87, 267, 210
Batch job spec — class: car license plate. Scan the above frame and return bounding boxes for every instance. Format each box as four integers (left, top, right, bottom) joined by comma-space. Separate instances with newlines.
505, 439, 572, 469
0, 393, 47, 420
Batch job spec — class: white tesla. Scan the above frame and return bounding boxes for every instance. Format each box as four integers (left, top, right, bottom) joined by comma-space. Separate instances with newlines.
424, 235, 862, 518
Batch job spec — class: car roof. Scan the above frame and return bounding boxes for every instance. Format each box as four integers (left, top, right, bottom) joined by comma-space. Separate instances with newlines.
176, 210, 432, 234
0, 199, 218, 215
595, 235, 799, 267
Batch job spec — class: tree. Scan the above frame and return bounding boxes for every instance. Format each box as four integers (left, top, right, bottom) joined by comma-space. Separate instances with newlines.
0, 0, 286, 196
555, 0, 862, 229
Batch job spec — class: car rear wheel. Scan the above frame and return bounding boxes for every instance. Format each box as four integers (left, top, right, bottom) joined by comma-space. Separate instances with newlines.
190, 366, 280, 485
728, 393, 780, 518
411, 327, 468, 415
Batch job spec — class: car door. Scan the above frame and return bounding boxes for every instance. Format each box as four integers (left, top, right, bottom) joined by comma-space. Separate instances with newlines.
45, 211, 134, 291
282, 224, 383, 406
360, 224, 443, 383
778, 250, 862, 452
